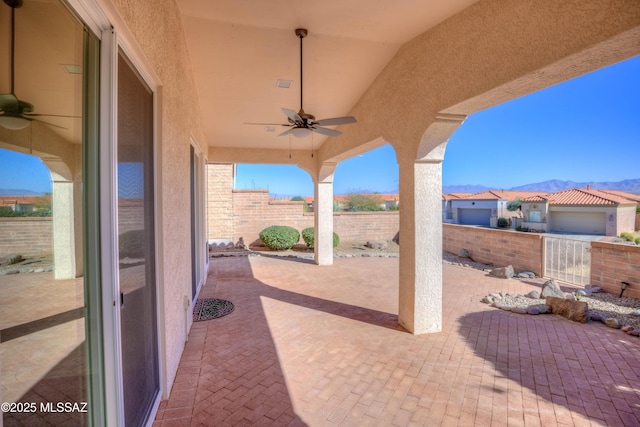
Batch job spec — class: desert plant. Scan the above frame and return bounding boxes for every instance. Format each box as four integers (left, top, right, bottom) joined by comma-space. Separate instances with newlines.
259, 225, 300, 250
301, 227, 340, 249
620, 231, 635, 242
497, 217, 509, 228
345, 192, 384, 211
635, 237, 640, 245
506, 198, 522, 217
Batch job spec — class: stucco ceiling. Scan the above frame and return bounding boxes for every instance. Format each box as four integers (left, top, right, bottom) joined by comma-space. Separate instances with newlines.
176, 0, 481, 151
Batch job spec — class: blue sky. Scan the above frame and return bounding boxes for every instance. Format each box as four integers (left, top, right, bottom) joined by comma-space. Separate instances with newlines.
1, 56, 638, 196
237, 55, 640, 197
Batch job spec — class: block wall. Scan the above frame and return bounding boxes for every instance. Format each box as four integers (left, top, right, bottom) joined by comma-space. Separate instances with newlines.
207, 163, 234, 240
232, 190, 312, 245
0, 217, 52, 256
443, 223, 544, 275
590, 241, 640, 299
229, 190, 400, 245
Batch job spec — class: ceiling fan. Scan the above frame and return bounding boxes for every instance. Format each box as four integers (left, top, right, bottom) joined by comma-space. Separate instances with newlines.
247, 28, 357, 138
0, 0, 76, 130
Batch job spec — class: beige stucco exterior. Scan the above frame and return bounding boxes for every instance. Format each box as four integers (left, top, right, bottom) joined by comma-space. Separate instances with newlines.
3, 0, 639, 423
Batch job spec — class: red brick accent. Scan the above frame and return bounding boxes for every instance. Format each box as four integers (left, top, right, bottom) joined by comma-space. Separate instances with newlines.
0, 217, 52, 256
635, 213, 640, 231
443, 223, 543, 276
590, 241, 640, 299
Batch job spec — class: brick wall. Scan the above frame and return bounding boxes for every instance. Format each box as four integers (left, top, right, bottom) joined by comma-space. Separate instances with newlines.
443, 223, 544, 275
0, 217, 52, 256
590, 241, 640, 299
233, 190, 311, 245
333, 212, 399, 242
227, 189, 400, 245
207, 163, 234, 240
636, 214, 640, 231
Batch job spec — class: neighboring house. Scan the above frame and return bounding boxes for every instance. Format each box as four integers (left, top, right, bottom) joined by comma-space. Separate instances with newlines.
450, 190, 547, 227
520, 187, 638, 236
0, 196, 39, 213
442, 193, 471, 223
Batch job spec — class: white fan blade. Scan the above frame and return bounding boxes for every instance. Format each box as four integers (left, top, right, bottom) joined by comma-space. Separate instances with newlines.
282, 108, 302, 124
278, 128, 294, 137
311, 126, 341, 137
315, 116, 357, 126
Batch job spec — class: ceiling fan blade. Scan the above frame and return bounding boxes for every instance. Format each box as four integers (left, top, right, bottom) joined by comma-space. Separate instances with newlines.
278, 128, 294, 137
243, 122, 290, 126
311, 126, 341, 137
31, 117, 67, 129
282, 108, 302, 124
315, 116, 357, 126
24, 113, 81, 118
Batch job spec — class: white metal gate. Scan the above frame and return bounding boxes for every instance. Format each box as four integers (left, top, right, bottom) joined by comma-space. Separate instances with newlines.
543, 236, 591, 285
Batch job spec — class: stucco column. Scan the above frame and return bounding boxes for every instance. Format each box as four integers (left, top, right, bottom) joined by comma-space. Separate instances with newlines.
397, 114, 465, 334
314, 162, 337, 265
51, 173, 83, 279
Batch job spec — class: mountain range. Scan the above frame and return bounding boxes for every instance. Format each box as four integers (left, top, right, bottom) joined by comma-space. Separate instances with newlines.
443, 178, 640, 195
0, 189, 46, 196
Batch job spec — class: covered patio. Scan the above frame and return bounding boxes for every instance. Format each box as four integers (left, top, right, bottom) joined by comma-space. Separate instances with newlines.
154, 256, 640, 426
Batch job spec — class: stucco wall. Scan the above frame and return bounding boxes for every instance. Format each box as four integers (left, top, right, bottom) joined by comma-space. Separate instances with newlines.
590, 241, 640, 299
111, 0, 208, 394
615, 205, 638, 235
443, 223, 544, 275
0, 217, 52, 256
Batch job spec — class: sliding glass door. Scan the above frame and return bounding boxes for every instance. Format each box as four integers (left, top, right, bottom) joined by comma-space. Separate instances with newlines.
116, 49, 159, 426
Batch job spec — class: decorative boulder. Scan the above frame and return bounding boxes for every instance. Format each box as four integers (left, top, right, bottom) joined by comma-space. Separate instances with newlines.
517, 271, 535, 278
489, 265, 514, 279
541, 279, 566, 299
584, 285, 603, 293
546, 296, 588, 323
526, 290, 541, 299
458, 248, 470, 258
366, 240, 388, 250
604, 318, 621, 329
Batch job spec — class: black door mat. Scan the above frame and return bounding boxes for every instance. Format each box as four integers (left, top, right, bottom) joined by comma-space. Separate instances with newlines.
193, 298, 234, 321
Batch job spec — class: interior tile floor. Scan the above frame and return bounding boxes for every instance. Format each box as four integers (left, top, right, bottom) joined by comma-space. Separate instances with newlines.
154, 255, 640, 426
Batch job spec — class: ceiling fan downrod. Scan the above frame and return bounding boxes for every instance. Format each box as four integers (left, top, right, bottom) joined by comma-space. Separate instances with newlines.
295, 28, 307, 117
5, 0, 23, 95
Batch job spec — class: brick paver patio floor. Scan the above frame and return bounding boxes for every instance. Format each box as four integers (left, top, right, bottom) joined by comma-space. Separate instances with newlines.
154, 256, 640, 426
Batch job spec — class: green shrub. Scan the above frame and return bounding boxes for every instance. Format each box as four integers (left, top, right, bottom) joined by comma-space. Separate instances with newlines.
620, 231, 634, 242
635, 237, 640, 245
497, 217, 509, 228
301, 227, 340, 249
515, 225, 522, 231
259, 225, 300, 250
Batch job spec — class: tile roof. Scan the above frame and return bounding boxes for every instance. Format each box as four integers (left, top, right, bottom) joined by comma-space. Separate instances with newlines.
526, 188, 637, 206
442, 193, 472, 200
599, 190, 640, 203
461, 190, 547, 200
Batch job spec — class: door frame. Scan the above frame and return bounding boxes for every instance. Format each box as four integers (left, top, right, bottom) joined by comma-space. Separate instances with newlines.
66, 1, 166, 425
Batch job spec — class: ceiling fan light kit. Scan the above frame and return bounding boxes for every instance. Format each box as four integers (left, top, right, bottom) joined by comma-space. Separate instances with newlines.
0, 115, 30, 130
245, 28, 356, 139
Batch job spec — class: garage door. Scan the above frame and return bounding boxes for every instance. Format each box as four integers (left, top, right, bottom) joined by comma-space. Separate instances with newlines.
549, 212, 606, 235
458, 208, 492, 226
